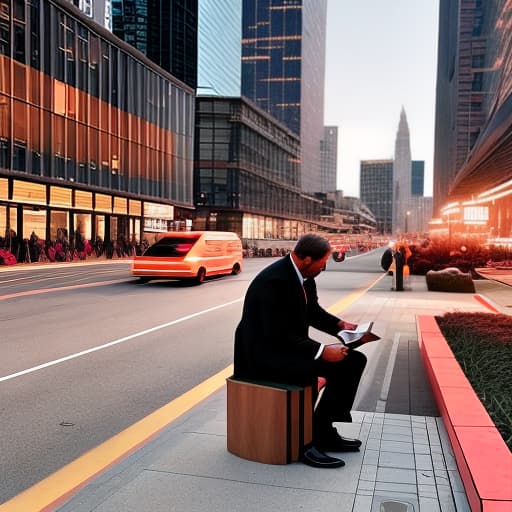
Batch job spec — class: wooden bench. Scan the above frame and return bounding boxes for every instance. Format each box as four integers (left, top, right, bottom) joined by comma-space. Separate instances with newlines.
226, 377, 313, 464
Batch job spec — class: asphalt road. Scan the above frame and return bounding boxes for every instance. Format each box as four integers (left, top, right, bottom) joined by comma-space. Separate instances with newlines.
0, 250, 386, 503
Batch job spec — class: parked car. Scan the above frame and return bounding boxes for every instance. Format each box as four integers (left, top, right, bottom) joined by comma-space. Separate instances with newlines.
131, 231, 243, 284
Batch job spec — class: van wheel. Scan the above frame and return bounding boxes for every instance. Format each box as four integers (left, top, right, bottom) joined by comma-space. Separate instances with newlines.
195, 267, 206, 284
231, 263, 241, 275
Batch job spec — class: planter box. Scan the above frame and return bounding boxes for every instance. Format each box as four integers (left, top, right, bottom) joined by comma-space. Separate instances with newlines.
417, 315, 512, 512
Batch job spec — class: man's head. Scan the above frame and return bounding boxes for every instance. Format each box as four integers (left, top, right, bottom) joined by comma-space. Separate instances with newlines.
292, 234, 331, 278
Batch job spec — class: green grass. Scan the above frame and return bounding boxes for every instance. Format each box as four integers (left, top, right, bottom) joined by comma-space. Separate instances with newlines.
436, 312, 512, 451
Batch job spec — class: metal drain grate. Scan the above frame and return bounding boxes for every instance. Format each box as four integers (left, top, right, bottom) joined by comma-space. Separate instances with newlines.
371, 496, 416, 512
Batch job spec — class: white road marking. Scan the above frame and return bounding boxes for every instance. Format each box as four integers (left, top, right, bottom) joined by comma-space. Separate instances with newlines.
0, 298, 243, 384
375, 331, 401, 412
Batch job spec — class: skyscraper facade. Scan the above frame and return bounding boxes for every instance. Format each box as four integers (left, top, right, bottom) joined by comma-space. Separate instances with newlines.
112, 0, 198, 89
320, 126, 338, 193
360, 160, 393, 234
392, 107, 412, 234
433, 0, 512, 240
241, 0, 327, 193
197, 0, 241, 97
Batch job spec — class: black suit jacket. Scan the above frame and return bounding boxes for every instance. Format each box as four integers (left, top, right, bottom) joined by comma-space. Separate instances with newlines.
234, 255, 341, 385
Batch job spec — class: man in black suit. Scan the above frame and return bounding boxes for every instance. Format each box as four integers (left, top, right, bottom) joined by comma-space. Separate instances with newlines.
234, 233, 377, 468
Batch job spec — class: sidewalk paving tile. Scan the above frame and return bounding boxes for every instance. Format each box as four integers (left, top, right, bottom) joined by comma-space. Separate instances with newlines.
49, 270, 512, 512
378, 451, 416, 469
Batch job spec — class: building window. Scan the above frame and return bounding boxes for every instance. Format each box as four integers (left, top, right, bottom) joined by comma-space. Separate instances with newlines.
0, 138, 9, 168
13, 142, 26, 171
0, 0, 10, 56
471, 72, 483, 92
472, 54, 484, 68
14, 22, 26, 63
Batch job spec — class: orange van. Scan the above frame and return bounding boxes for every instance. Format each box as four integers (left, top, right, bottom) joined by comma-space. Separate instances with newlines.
131, 231, 243, 284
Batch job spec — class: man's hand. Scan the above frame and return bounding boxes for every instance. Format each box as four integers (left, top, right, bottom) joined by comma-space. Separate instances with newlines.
338, 320, 357, 331
322, 343, 349, 362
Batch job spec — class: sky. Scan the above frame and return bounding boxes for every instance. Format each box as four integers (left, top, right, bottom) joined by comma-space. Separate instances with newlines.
324, 0, 440, 198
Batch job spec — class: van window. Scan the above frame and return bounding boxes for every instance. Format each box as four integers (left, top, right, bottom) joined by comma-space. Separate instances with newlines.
144, 236, 200, 257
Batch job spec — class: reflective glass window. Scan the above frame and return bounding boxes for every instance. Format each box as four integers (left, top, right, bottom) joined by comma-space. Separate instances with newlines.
0, 138, 9, 169
0, 0, 9, 56
14, 23, 26, 63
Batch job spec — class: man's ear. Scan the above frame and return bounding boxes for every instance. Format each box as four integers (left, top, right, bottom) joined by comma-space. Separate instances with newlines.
303, 256, 312, 266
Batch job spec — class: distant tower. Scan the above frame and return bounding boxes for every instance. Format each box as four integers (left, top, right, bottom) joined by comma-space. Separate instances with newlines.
392, 107, 412, 234
360, 160, 393, 234
320, 126, 338, 192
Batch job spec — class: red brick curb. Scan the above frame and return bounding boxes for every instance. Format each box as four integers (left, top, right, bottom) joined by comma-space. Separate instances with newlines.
417, 315, 512, 512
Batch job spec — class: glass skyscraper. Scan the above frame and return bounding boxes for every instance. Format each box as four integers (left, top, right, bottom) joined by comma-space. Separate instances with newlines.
197, 0, 241, 97
241, 0, 327, 193
434, 0, 512, 238
112, 0, 198, 89
242, 0, 302, 134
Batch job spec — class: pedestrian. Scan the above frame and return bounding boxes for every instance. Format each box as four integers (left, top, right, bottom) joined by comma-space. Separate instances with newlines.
233, 233, 378, 469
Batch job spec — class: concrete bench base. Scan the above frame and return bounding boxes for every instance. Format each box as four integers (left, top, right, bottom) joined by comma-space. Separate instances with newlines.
226, 377, 313, 464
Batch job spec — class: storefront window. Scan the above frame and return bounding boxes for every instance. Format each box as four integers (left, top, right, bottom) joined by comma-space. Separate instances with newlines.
74, 213, 91, 240
50, 210, 68, 241
0, 204, 6, 236
23, 207, 46, 239
130, 218, 140, 241
110, 216, 117, 241
95, 214, 105, 240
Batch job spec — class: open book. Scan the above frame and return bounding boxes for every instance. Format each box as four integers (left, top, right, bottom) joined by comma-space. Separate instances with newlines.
337, 321, 378, 345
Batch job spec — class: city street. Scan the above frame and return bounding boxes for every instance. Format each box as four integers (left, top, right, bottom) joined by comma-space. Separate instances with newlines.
0, 251, 385, 503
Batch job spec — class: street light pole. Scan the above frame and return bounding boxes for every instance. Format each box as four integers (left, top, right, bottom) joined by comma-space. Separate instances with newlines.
405, 210, 411, 234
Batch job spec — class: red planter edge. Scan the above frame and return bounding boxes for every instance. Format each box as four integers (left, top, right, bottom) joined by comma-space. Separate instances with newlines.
416, 315, 512, 512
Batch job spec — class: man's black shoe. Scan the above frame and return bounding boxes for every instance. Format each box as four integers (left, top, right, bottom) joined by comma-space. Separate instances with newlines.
301, 446, 345, 468
316, 434, 362, 453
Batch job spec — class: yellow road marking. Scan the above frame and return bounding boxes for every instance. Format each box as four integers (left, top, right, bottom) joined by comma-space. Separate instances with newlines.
327, 273, 385, 315
0, 365, 233, 512
1, 274, 383, 511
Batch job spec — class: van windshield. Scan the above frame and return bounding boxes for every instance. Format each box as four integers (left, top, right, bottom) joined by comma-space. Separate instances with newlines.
143, 236, 200, 257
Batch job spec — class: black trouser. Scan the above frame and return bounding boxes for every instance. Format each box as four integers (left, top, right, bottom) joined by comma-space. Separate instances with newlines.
312, 350, 367, 438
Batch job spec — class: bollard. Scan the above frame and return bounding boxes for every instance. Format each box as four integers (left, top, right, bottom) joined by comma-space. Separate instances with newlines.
393, 249, 404, 291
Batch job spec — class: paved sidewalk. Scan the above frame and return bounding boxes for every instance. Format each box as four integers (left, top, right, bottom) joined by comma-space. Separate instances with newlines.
51, 273, 510, 512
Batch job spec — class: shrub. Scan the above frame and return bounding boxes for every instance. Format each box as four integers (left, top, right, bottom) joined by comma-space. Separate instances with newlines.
436, 312, 512, 451
407, 236, 510, 276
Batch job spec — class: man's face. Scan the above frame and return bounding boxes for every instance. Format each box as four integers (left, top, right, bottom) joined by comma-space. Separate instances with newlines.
302, 252, 330, 278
